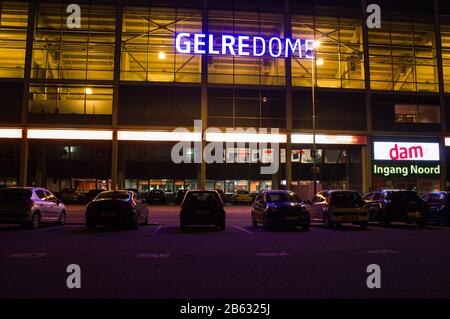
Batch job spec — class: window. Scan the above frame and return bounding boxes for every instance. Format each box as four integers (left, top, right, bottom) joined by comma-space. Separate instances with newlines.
394, 104, 440, 123
0, 1, 28, 78
121, 6, 202, 82
208, 10, 285, 85
32, 3, 116, 80
35, 190, 46, 199
291, 9, 364, 89
369, 21, 438, 92
372, 193, 381, 200
440, 25, 450, 92
29, 84, 113, 115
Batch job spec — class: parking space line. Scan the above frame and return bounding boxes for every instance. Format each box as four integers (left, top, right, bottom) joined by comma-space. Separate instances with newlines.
255, 251, 289, 257
232, 225, 253, 234
151, 225, 163, 235
9, 253, 48, 258
136, 253, 170, 258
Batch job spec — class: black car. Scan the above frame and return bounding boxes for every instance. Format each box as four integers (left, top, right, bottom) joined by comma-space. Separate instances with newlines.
147, 189, 167, 204
251, 190, 310, 230
363, 190, 428, 227
85, 190, 148, 230
83, 189, 105, 204
423, 191, 450, 226
180, 190, 225, 231
175, 189, 187, 205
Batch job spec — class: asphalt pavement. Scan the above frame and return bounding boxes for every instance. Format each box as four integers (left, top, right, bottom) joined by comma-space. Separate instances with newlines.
1, 204, 450, 299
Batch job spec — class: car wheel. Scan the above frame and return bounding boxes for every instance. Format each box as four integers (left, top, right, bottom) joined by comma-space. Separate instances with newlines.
379, 211, 390, 226
142, 213, 149, 225
86, 220, 96, 230
130, 215, 139, 230
251, 212, 258, 227
301, 223, 310, 231
417, 220, 427, 228
56, 210, 66, 226
323, 214, 333, 229
263, 215, 271, 230
28, 211, 41, 229
360, 222, 368, 229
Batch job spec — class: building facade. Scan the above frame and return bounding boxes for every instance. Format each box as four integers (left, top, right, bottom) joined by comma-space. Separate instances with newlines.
1, 0, 450, 198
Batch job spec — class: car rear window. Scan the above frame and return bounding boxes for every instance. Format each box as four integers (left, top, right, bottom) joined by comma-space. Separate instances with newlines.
186, 192, 220, 203
331, 192, 364, 208
385, 191, 424, 203
266, 192, 301, 203
0, 188, 32, 201
95, 191, 130, 200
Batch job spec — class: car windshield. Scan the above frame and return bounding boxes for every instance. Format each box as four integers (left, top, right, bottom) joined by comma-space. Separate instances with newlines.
95, 191, 130, 201
266, 192, 301, 203
385, 191, 424, 203
331, 192, 364, 208
0, 188, 32, 201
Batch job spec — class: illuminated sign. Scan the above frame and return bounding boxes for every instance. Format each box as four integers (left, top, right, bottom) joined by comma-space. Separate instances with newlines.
175, 33, 315, 58
373, 142, 440, 161
373, 164, 441, 177
292, 134, 367, 145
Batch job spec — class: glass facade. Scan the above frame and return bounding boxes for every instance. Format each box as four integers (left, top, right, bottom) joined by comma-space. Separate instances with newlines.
0, 1, 28, 78
369, 20, 438, 92
291, 10, 364, 89
29, 84, 113, 115
32, 2, 116, 81
121, 6, 202, 82
441, 24, 450, 92
208, 10, 285, 85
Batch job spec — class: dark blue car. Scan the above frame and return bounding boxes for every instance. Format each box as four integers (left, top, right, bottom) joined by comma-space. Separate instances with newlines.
251, 190, 310, 230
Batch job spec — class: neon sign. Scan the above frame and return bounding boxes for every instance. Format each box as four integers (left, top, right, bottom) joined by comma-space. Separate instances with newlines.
175, 33, 315, 58
373, 142, 440, 161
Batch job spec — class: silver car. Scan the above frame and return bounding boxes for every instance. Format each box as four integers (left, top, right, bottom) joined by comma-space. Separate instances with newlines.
0, 187, 67, 229
307, 190, 369, 229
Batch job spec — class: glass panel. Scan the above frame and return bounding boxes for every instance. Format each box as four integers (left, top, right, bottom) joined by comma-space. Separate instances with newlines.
0, 1, 28, 78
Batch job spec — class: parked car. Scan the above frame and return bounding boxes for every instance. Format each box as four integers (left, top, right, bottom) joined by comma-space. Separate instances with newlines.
175, 189, 187, 205
308, 190, 369, 229
147, 189, 167, 204
0, 187, 67, 229
423, 191, 450, 225
59, 188, 82, 203
214, 189, 225, 203
363, 190, 428, 227
251, 190, 310, 230
85, 190, 148, 230
83, 189, 105, 204
180, 190, 225, 231
232, 190, 253, 205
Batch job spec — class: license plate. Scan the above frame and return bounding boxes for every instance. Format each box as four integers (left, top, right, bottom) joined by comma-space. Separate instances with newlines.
285, 216, 300, 221
407, 212, 421, 218
196, 209, 210, 215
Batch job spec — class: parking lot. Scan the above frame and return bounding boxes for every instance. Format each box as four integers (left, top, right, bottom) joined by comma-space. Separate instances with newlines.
1, 204, 450, 299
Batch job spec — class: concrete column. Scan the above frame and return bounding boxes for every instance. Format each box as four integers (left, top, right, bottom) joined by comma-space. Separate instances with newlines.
361, 0, 373, 192
19, 130, 29, 187
111, 1, 123, 190
284, 0, 293, 190
198, 0, 208, 189
111, 132, 118, 190
19, 1, 36, 187
434, 0, 447, 190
